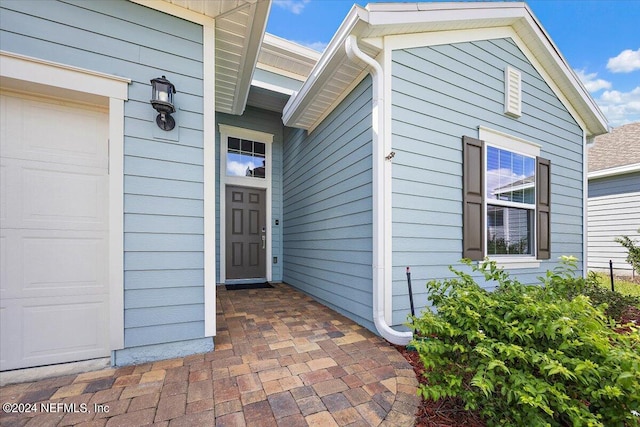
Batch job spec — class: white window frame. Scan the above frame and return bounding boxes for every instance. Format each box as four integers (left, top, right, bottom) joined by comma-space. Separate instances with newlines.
479, 126, 541, 269
218, 124, 273, 284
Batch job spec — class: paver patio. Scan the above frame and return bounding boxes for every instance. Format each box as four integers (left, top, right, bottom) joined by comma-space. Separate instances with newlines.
0, 283, 419, 426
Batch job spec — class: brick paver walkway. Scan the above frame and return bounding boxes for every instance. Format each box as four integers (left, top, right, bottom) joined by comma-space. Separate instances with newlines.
0, 283, 419, 426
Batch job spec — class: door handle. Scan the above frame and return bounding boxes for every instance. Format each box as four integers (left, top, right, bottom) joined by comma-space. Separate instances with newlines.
262, 235, 266, 249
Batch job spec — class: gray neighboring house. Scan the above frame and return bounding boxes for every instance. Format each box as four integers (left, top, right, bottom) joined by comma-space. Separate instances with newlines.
1, 1, 608, 374
587, 122, 640, 275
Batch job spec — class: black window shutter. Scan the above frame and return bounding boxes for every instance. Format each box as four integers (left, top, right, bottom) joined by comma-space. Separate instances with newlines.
536, 157, 551, 260
462, 136, 484, 260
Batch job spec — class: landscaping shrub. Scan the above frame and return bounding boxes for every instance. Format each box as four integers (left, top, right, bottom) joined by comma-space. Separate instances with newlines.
544, 261, 640, 320
615, 230, 640, 276
409, 258, 640, 427
581, 272, 640, 319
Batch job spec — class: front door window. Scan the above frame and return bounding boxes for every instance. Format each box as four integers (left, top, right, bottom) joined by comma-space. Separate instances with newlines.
226, 137, 266, 179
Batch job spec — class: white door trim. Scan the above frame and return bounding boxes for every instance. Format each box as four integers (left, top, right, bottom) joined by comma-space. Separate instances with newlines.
219, 124, 273, 284
0, 50, 130, 353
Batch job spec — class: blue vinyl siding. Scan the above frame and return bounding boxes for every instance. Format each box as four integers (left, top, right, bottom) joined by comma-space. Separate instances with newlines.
283, 77, 375, 332
0, 0, 210, 358
390, 38, 585, 325
216, 107, 285, 282
588, 173, 640, 197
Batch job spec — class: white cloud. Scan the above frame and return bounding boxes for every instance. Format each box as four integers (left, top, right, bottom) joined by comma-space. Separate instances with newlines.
607, 48, 640, 73
486, 168, 529, 196
596, 86, 640, 126
273, 0, 310, 14
575, 69, 611, 92
227, 160, 257, 177
297, 40, 328, 52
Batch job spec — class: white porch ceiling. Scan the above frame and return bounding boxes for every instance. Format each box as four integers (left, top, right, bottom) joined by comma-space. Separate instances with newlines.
161, 0, 271, 115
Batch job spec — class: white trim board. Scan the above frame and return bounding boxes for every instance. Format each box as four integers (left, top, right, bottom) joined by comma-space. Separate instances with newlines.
384, 27, 592, 136
218, 124, 274, 285
0, 50, 129, 353
588, 162, 640, 179
203, 23, 216, 337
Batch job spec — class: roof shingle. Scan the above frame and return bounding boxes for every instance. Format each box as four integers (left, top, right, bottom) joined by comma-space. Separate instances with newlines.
588, 122, 640, 172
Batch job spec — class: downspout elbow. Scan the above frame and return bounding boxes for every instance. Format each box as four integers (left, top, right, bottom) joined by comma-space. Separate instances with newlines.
344, 34, 412, 346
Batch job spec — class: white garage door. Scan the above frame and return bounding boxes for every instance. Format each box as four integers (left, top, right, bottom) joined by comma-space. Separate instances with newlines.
0, 92, 110, 371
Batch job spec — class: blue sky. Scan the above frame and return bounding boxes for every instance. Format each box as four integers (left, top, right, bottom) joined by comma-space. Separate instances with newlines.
266, 0, 640, 128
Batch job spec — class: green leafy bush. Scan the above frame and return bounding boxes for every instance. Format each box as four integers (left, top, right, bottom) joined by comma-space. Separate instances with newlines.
615, 231, 640, 275
581, 272, 640, 319
410, 258, 640, 427
544, 263, 640, 319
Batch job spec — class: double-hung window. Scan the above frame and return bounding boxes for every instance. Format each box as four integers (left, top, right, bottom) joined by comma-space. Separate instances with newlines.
462, 128, 551, 266
486, 146, 535, 256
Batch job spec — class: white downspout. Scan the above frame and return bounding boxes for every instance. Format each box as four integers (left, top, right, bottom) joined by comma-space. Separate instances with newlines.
345, 35, 412, 346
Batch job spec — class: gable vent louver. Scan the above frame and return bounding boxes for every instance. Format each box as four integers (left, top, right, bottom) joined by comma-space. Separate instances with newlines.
504, 66, 522, 118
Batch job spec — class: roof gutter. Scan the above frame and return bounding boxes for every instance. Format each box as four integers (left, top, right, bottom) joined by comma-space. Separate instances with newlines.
345, 35, 412, 346
588, 162, 640, 179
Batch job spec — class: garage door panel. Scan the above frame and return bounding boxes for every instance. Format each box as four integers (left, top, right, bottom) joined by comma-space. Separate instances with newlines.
1, 92, 110, 371
0, 304, 16, 368
0, 229, 21, 298
21, 162, 108, 230
22, 298, 109, 358
0, 296, 109, 371
20, 234, 108, 298
0, 161, 20, 227
0, 163, 7, 223
1, 93, 108, 168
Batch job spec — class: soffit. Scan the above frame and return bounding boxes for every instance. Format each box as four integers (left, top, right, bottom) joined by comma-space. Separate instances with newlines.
161, 0, 253, 17
283, 2, 608, 137
257, 33, 321, 81
245, 33, 320, 114
215, 1, 270, 114
246, 85, 290, 113
157, 0, 270, 115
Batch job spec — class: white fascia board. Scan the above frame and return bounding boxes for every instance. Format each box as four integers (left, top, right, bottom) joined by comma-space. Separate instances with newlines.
231, 0, 271, 115
373, 1, 607, 136
588, 163, 640, 179
386, 23, 602, 141
519, 9, 608, 137
263, 33, 322, 61
255, 63, 306, 83
282, 5, 366, 127
251, 79, 295, 96
366, 3, 524, 26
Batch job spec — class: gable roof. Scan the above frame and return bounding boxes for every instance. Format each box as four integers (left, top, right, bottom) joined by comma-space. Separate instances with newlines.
282, 1, 608, 137
589, 122, 640, 177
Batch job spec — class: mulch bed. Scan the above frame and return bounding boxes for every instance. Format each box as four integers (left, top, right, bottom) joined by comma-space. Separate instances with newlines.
395, 344, 486, 427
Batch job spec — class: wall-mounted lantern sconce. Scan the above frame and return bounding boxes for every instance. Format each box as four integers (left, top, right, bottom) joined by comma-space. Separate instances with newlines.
150, 75, 176, 131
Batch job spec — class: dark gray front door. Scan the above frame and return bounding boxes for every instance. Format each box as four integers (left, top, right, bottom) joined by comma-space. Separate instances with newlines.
226, 186, 266, 280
